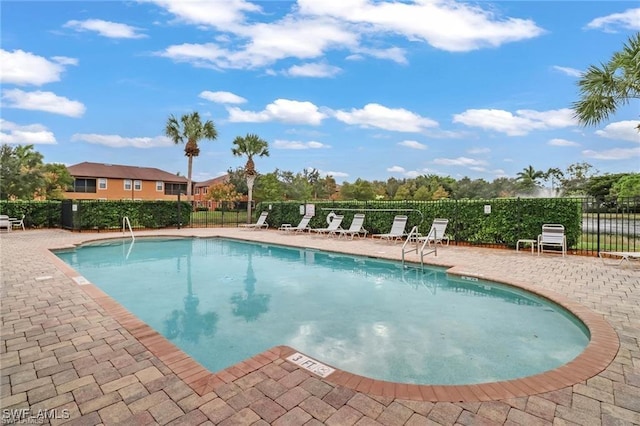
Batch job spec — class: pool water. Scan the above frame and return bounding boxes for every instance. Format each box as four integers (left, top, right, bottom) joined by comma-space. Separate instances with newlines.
55, 237, 589, 385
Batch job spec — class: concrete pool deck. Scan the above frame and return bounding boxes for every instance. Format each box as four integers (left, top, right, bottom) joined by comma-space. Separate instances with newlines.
1, 228, 639, 425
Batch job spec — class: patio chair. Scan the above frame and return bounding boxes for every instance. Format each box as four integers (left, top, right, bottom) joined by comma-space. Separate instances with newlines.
598, 251, 640, 266
239, 211, 269, 230
11, 214, 25, 231
372, 215, 408, 242
418, 218, 449, 246
279, 215, 313, 233
0, 215, 11, 232
336, 213, 368, 239
311, 214, 344, 236
538, 224, 566, 257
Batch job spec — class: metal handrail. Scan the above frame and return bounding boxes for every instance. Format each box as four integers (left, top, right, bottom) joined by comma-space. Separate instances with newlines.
122, 216, 135, 241
402, 225, 437, 268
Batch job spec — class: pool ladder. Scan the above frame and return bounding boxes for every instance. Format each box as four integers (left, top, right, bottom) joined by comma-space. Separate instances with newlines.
402, 226, 437, 269
122, 216, 135, 241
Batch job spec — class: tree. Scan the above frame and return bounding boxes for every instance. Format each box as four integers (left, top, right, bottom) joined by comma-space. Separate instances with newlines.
544, 168, 564, 196
164, 112, 218, 202
39, 163, 73, 200
0, 144, 69, 200
281, 171, 312, 200
253, 171, 285, 201
573, 33, 640, 130
611, 174, 640, 198
206, 182, 241, 209
231, 133, 270, 222
561, 162, 597, 196
516, 165, 544, 195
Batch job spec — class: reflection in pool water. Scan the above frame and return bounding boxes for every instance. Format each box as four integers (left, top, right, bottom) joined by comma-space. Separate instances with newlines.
56, 237, 589, 385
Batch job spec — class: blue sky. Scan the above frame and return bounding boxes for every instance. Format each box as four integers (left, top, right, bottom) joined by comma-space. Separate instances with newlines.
1, 1, 639, 184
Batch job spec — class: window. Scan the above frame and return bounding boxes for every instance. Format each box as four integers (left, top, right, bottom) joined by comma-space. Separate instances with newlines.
156, 181, 163, 191
124, 179, 132, 190
98, 178, 107, 190
195, 188, 200, 195
71, 178, 97, 193
134, 180, 142, 191
164, 183, 187, 195
203, 187, 208, 194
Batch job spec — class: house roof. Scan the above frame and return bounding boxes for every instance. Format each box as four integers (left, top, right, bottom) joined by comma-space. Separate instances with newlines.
194, 175, 229, 188
67, 162, 188, 183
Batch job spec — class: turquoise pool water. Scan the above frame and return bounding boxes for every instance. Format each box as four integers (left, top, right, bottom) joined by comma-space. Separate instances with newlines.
55, 237, 589, 385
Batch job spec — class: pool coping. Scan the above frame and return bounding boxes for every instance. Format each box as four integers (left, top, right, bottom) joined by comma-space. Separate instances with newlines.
43, 235, 620, 403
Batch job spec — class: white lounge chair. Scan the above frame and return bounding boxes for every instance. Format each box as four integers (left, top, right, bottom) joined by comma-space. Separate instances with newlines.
279, 215, 313, 233
311, 215, 344, 236
538, 224, 566, 257
598, 251, 640, 266
11, 214, 25, 231
372, 215, 408, 242
0, 215, 11, 232
418, 218, 449, 246
239, 211, 269, 230
336, 214, 368, 239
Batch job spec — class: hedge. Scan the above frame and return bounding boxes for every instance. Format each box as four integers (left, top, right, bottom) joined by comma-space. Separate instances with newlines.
256, 198, 583, 247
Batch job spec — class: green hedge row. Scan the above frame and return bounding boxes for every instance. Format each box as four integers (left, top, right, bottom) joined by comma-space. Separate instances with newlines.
0, 200, 61, 228
70, 200, 191, 229
0, 200, 191, 230
256, 198, 583, 247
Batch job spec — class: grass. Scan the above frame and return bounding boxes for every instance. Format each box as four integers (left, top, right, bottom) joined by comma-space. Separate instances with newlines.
190, 210, 250, 226
575, 233, 639, 252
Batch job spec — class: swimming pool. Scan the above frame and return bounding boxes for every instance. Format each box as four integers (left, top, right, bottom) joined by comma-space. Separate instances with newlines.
55, 237, 589, 385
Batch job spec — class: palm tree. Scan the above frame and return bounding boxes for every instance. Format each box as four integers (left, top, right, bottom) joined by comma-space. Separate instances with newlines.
231, 133, 270, 222
516, 165, 544, 195
164, 112, 218, 202
573, 33, 640, 131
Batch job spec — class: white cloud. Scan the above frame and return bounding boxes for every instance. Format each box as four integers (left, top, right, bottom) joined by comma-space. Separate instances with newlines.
548, 138, 580, 147
594, 121, 640, 143
433, 157, 487, 166
351, 46, 408, 64
64, 19, 147, 38
298, 0, 544, 52
585, 8, 640, 32
334, 103, 438, 132
467, 147, 490, 154
285, 62, 342, 78
157, 18, 356, 70
0, 119, 56, 145
387, 166, 406, 173
0, 49, 77, 86
153, 0, 542, 72
227, 99, 327, 125
149, 0, 261, 29
71, 134, 174, 148
453, 108, 576, 136
552, 65, 582, 77
319, 169, 349, 178
583, 147, 640, 160
398, 140, 427, 150
199, 90, 247, 104
2, 89, 85, 117
274, 139, 330, 149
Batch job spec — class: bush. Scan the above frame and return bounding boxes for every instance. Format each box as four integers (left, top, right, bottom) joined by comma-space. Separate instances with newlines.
257, 198, 583, 247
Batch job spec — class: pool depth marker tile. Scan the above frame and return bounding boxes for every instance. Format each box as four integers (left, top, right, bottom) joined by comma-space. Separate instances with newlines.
286, 352, 335, 378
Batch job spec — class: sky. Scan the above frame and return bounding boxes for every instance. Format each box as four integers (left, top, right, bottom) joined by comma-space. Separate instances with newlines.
1, 1, 639, 185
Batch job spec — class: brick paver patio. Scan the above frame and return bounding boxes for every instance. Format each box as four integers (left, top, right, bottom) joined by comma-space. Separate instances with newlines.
1, 228, 639, 425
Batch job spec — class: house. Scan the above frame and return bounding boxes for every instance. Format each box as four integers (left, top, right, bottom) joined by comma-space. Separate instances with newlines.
64, 162, 188, 201
193, 175, 229, 210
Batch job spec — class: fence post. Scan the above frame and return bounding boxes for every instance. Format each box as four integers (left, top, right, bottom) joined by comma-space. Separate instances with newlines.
596, 198, 601, 254
177, 193, 182, 230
